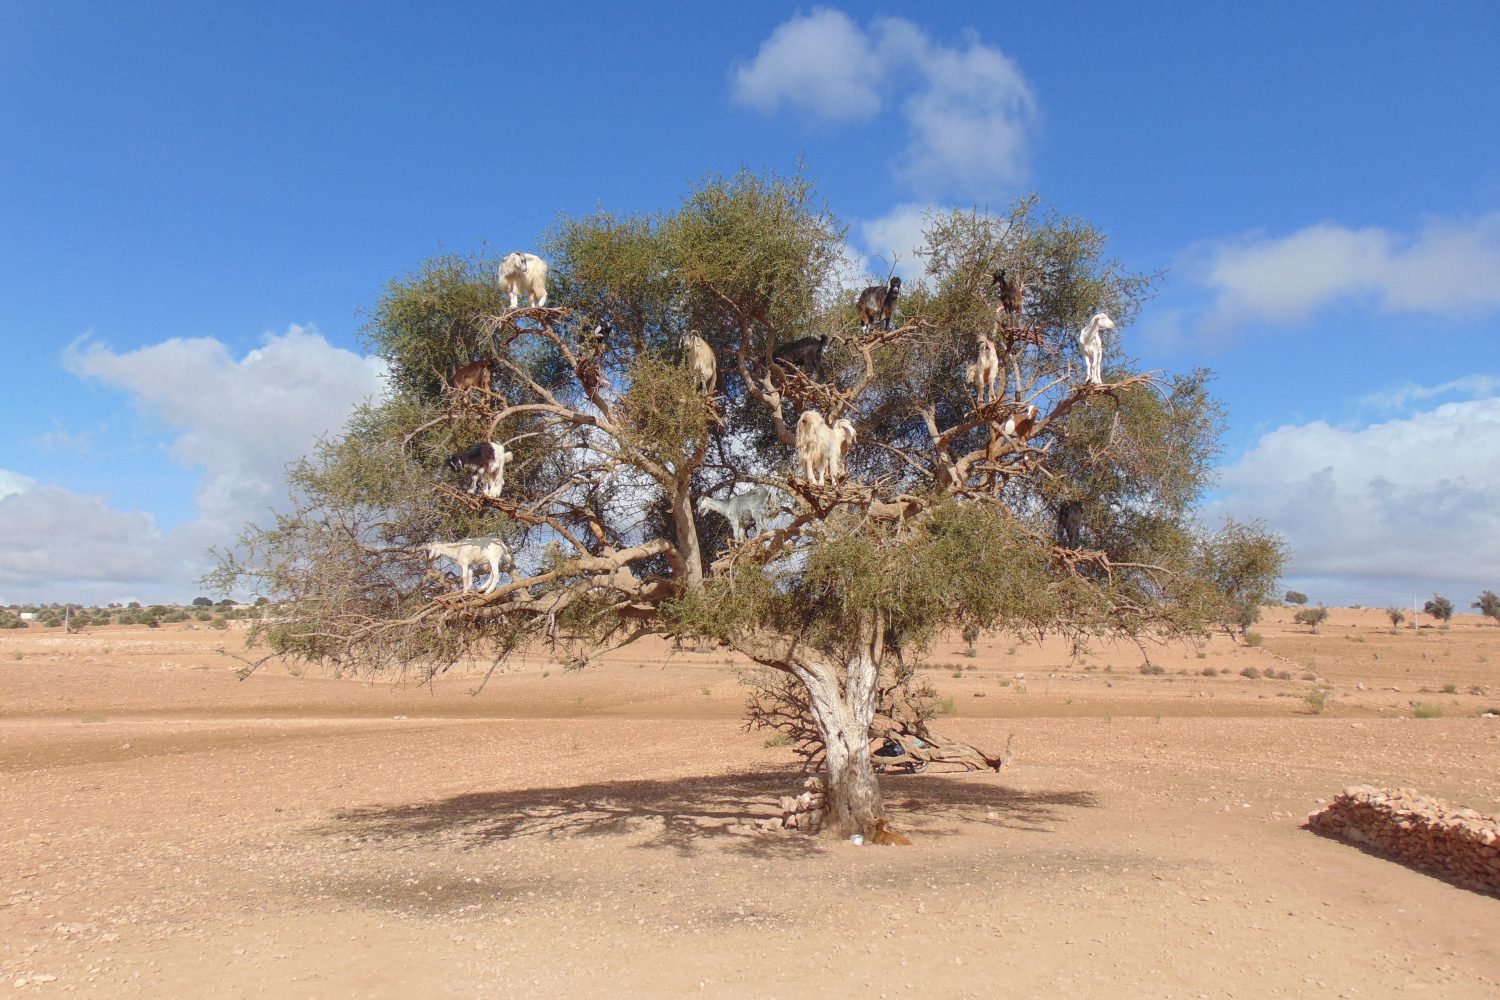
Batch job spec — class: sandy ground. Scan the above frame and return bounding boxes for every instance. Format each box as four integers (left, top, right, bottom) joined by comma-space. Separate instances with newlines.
3, 608, 1498, 998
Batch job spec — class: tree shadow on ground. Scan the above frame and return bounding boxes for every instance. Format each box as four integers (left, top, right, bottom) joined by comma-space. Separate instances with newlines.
316, 768, 1097, 859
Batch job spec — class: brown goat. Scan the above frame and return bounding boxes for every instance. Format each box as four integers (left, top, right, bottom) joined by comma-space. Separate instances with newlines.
451, 359, 493, 394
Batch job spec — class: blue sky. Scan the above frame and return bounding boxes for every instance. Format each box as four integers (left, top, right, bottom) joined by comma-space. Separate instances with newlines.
1, 2, 1497, 606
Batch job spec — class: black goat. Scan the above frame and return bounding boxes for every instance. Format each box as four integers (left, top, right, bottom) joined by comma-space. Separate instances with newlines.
773, 334, 829, 380
991, 268, 1023, 322
857, 276, 901, 332
1056, 500, 1085, 549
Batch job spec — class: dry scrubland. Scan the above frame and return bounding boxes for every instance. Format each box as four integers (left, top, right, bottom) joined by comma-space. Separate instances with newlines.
3, 608, 1499, 998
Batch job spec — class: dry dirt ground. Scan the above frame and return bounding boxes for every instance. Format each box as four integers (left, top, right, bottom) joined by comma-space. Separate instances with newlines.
3, 608, 1499, 998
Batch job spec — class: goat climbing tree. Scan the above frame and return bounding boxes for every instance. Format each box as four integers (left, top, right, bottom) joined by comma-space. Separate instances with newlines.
217, 171, 1283, 838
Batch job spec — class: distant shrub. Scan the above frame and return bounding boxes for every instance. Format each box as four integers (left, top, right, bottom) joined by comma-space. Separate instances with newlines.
1139, 664, 1166, 675
1294, 606, 1329, 634
1200, 667, 1218, 677
1441, 683, 1457, 695
1303, 688, 1329, 714
763, 732, 792, 748
1244, 631, 1265, 647
1424, 595, 1454, 624
210, 616, 228, 630
1412, 702, 1443, 719
1240, 666, 1262, 679
1473, 591, 1500, 624
935, 696, 956, 716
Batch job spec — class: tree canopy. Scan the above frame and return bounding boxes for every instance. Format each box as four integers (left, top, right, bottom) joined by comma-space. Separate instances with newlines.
216, 170, 1284, 836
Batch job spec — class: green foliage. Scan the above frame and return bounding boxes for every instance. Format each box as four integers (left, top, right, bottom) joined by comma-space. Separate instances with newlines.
1284, 590, 1307, 606
1473, 590, 1500, 623
1294, 605, 1330, 633
192, 596, 212, 607
1424, 595, 1454, 623
216, 169, 1284, 701
1411, 702, 1443, 719
1386, 606, 1406, 632
1240, 666, 1261, 679
1303, 688, 1329, 714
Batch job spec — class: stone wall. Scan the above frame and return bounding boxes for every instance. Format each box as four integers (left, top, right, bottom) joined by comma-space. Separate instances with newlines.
1307, 785, 1500, 896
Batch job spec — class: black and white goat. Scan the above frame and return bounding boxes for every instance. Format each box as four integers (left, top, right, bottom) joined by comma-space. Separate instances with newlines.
498, 252, 549, 309
445, 440, 514, 498
857, 276, 901, 332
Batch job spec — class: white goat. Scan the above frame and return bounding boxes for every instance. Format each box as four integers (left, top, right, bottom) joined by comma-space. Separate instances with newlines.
425, 536, 514, 594
498, 252, 549, 309
682, 331, 716, 394
829, 418, 856, 481
968, 334, 1000, 403
696, 486, 773, 543
446, 440, 514, 498
1078, 311, 1115, 385
796, 410, 834, 485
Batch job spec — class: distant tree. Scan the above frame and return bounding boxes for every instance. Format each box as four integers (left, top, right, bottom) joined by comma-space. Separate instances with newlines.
1385, 607, 1405, 634
1473, 591, 1500, 624
1284, 590, 1308, 606
192, 596, 213, 608
146, 618, 161, 629
1294, 605, 1329, 634
1424, 595, 1454, 624
253, 597, 270, 607
215, 598, 235, 608
1203, 521, 1288, 638
127, 601, 142, 610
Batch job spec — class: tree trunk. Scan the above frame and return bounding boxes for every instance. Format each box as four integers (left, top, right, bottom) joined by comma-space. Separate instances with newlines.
795, 638, 884, 837
669, 475, 704, 589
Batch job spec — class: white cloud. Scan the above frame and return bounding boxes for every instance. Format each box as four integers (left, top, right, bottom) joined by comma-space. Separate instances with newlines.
732, 11, 1037, 198
0, 326, 387, 603
64, 325, 388, 546
0, 469, 36, 501
1206, 391, 1500, 604
1191, 212, 1500, 333
731, 8, 882, 121
858, 202, 940, 282
1357, 373, 1500, 411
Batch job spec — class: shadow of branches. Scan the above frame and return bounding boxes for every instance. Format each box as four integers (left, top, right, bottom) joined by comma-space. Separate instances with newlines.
316, 768, 1098, 858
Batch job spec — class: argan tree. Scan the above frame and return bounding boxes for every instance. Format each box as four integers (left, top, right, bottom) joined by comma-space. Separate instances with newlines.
217, 172, 1282, 837
1425, 594, 1454, 624
1473, 590, 1500, 624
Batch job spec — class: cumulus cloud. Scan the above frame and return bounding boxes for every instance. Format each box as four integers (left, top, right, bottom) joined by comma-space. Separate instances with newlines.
1190, 212, 1500, 333
731, 8, 882, 121
857, 202, 940, 282
1205, 390, 1500, 604
732, 10, 1037, 198
0, 326, 387, 603
64, 325, 388, 544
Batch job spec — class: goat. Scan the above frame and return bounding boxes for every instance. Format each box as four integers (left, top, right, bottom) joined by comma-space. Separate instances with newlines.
856, 276, 901, 332
1002, 403, 1039, 440
425, 535, 514, 594
795, 410, 835, 485
1078, 311, 1115, 385
773, 334, 830, 380
830, 418, 856, 481
968, 334, 1000, 404
991, 268, 1024, 324
498, 252, 549, 309
445, 440, 514, 498
682, 331, 716, 394
450, 358, 493, 395
696, 486, 773, 543
1056, 500, 1085, 549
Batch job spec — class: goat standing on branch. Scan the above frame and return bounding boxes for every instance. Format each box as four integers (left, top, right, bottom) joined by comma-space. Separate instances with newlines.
697, 486, 773, 543
450, 358, 493, 396
682, 330, 716, 394
425, 536, 514, 593
773, 334, 830, 381
498, 252, 549, 309
857, 276, 901, 332
1078, 311, 1115, 385
445, 440, 513, 498
992, 268, 1023, 327
967, 334, 1000, 404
